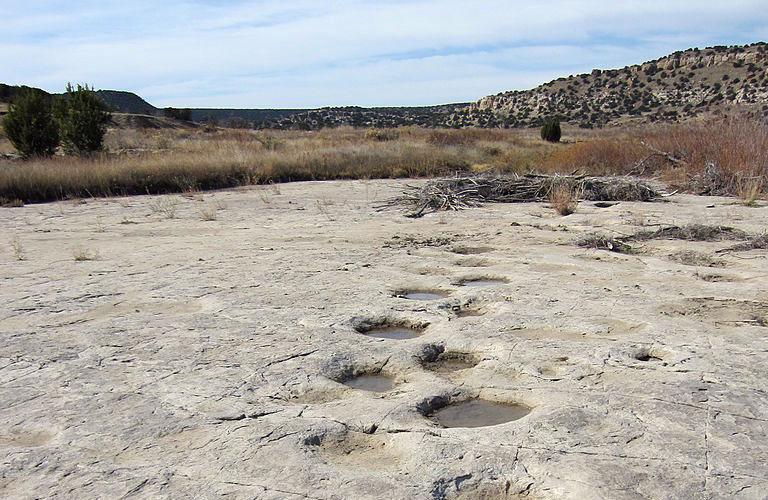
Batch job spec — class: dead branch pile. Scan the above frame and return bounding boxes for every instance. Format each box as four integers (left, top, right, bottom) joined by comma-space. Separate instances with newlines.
716, 234, 768, 253
628, 224, 749, 242
386, 174, 662, 217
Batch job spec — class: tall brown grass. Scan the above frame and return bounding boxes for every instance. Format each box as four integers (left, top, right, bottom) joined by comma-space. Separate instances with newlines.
543, 116, 768, 194
1, 117, 765, 204
0, 127, 554, 203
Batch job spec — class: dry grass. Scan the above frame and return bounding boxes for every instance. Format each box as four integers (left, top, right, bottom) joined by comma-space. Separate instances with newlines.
1, 116, 765, 205
148, 197, 179, 219
669, 250, 726, 268
717, 234, 768, 253
9, 236, 24, 261
199, 205, 218, 221
736, 177, 763, 206
0, 127, 555, 204
549, 184, 579, 215
0, 197, 24, 207
543, 116, 768, 195
72, 246, 99, 261
628, 224, 749, 242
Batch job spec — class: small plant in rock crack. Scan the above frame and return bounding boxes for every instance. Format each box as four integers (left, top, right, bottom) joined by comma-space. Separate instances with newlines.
10, 236, 25, 261
94, 216, 106, 233
199, 205, 218, 221
149, 197, 179, 219
72, 246, 99, 261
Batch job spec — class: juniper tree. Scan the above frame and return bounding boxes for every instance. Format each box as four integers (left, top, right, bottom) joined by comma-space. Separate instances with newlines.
55, 83, 109, 155
2, 89, 59, 158
540, 117, 562, 143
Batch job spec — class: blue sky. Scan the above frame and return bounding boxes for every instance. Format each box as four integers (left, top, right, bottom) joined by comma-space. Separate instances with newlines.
3, 1, 768, 108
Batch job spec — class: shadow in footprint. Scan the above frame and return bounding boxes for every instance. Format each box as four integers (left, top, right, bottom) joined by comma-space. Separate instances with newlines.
353, 316, 429, 340
421, 346, 480, 378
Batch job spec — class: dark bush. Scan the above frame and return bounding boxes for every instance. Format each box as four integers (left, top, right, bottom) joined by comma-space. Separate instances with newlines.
55, 83, 110, 155
163, 107, 192, 121
540, 117, 562, 143
2, 89, 59, 158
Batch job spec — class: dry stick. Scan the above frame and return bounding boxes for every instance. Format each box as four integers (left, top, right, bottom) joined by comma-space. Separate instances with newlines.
639, 141, 688, 165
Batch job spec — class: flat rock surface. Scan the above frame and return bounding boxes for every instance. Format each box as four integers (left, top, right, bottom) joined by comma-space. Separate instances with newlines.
1, 180, 767, 499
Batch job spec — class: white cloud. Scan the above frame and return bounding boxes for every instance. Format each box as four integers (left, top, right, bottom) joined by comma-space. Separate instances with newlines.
2, 0, 767, 107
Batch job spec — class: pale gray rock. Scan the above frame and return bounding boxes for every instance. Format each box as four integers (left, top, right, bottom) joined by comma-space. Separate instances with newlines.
1, 181, 767, 499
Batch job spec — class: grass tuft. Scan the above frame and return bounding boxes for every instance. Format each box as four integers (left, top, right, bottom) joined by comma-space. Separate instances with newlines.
73, 246, 99, 261
669, 250, 726, 267
549, 184, 579, 215
10, 236, 25, 261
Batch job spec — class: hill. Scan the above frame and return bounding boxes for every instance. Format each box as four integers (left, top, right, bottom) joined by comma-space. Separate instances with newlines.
95, 90, 158, 115
188, 108, 304, 125
3, 42, 767, 129
257, 104, 468, 130
0, 84, 306, 126
448, 42, 768, 128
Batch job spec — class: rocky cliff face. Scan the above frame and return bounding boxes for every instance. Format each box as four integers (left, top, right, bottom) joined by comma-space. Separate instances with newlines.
450, 42, 768, 128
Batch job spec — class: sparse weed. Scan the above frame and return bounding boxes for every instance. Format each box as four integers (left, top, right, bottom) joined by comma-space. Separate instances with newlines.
94, 216, 106, 233
315, 199, 335, 221
629, 224, 748, 242
629, 212, 648, 226
549, 184, 579, 216
669, 250, 725, 267
149, 197, 179, 219
737, 177, 762, 207
199, 205, 218, 221
717, 234, 768, 253
256, 187, 271, 204
10, 236, 24, 261
73, 246, 99, 261
0, 197, 24, 208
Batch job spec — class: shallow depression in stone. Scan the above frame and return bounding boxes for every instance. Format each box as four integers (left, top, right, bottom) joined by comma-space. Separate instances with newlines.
429, 399, 531, 428
423, 351, 479, 374
363, 326, 424, 340
396, 290, 451, 301
343, 374, 396, 392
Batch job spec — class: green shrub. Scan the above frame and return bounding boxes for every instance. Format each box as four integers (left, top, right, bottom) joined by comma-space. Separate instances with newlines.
55, 83, 109, 155
540, 117, 562, 143
163, 107, 192, 121
2, 89, 59, 158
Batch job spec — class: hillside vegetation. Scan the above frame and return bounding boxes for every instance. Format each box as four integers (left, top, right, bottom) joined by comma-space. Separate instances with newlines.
260, 43, 768, 130
258, 104, 467, 130
451, 43, 768, 128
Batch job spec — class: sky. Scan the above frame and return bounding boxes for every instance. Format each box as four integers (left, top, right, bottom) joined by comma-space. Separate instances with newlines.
2, 1, 768, 108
